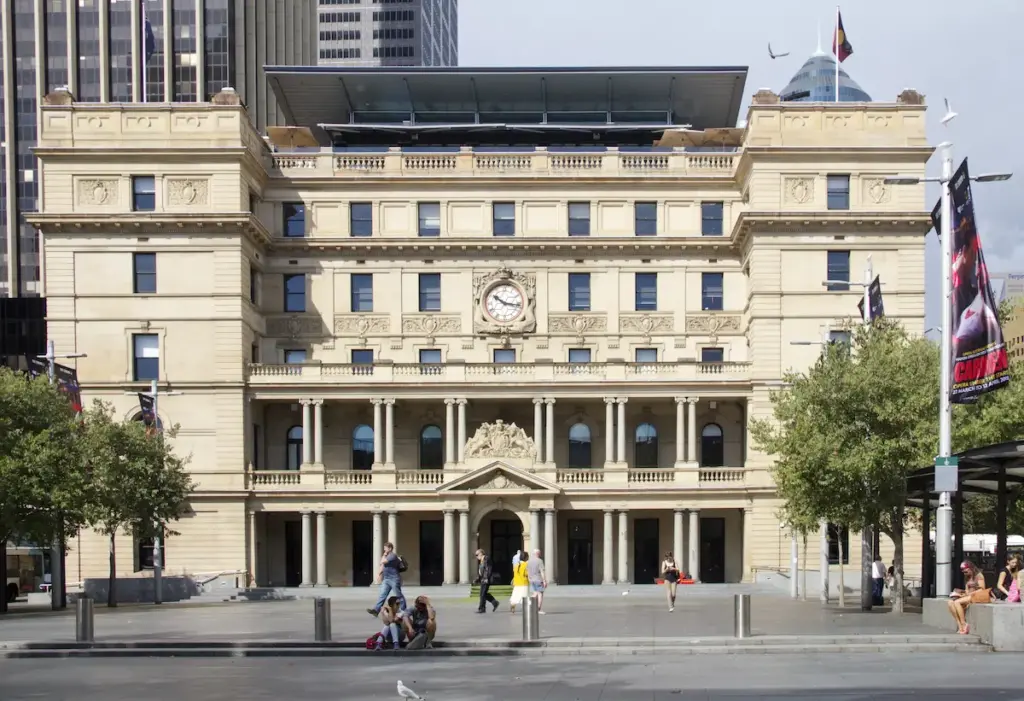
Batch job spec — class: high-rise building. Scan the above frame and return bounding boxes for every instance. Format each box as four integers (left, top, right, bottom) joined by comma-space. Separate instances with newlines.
0, 0, 316, 298
318, 0, 457, 66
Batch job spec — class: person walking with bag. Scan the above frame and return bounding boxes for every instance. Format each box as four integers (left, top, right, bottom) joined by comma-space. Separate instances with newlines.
367, 541, 407, 617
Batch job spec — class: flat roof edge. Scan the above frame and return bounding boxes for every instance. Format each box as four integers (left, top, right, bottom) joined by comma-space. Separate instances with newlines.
264, 65, 749, 76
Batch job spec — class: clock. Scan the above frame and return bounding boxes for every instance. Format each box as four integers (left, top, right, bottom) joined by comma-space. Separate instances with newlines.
485, 283, 524, 323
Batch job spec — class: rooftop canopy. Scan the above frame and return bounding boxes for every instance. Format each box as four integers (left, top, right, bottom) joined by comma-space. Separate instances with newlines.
264, 66, 748, 147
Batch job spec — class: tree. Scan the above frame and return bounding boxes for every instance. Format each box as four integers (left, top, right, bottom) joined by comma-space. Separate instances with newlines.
0, 367, 90, 612
751, 318, 939, 613
81, 400, 194, 607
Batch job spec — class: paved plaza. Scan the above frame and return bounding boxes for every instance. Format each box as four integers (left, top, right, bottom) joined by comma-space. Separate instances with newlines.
0, 653, 1018, 700
0, 585, 954, 645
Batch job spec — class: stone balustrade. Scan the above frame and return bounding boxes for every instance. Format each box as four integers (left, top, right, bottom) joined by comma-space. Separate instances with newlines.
267, 147, 738, 180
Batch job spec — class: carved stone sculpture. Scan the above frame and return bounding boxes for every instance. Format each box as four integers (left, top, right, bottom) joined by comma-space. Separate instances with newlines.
463, 420, 537, 460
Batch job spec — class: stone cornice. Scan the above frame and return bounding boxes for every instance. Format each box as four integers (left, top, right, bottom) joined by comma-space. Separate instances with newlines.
735, 210, 933, 250
26, 212, 273, 246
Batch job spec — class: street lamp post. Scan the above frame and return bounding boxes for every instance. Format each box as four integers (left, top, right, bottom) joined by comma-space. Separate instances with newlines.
37, 340, 87, 611
885, 137, 1012, 597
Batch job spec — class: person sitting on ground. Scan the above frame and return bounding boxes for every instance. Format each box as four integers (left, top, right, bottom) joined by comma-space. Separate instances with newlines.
374, 596, 403, 650
947, 560, 990, 634
401, 595, 437, 650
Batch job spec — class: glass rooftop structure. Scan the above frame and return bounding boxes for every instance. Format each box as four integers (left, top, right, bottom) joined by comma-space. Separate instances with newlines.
779, 52, 872, 103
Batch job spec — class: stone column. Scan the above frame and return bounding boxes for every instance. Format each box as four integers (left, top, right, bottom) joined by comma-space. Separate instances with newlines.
602, 510, 615, 584
248, 510, 258, 587
372, 512, 383, 571
301, 400, 312, 466
457, 399, 467, 463
688, 510, 700, 582
533, 398, 544, 462
372, 399, 383, 467
616, 398, 628, 464
458, 510, 470, 584
313, 400, 324, 465
687, 398, 698, 465
384, 399, 396, 465
673, 509, 684, 564
530, 510, 542, 554
544, 510, 555, 583
545, 399, 555, 464
315, 511, 328, 587
674, 397, 685, 463
445, 399, 455, 466
604, 398, 615, 464
742, 508, 754, 583
617, 510, 629, 583
300, 511, 313, 587
443, 510, 456, 584
387, 512, 398, 552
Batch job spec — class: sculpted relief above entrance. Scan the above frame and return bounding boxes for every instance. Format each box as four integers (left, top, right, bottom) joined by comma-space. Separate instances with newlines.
464, 420, 537, 461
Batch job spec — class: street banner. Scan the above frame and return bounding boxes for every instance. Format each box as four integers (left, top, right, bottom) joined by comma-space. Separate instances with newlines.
138, 392, 158, 436
949, 157, 1009, 403
26, 357, 48, 379
53, 363, 82, 413
857, 275, 885, 322
931, 198, 942, 237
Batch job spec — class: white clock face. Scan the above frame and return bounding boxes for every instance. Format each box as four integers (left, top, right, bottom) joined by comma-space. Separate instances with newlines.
485, 283, 524, 322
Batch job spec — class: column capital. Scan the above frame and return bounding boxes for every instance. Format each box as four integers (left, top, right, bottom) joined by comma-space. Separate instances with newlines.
689, 508, 701, 514
545, 507, 557, 514
443, 509, 454, 515
371, 398, 384, 406
456, 398, 468, 405
604, 509, 615, 515
315, 510, 326, 516
458, 509, 469, 515
299, 399, 312, 406
533, 397, 545, 405
604, 397, 617, 405
248, 509, 257, 518
616, 397, 629, 404
743, 506, 754, 514
387, 510, 399, 516
674, 396, 687, 405
674, 508, 687, 515
311, 399, 324, 407
300, 509, 311, 516
384, 398, 396, 406
686, 397, 699, 405
529, 508, 542, 514
445, 398, 457, 406
544, 397, 556, 405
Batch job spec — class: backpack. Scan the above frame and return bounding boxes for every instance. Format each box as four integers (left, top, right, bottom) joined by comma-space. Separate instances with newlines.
366, 633, 382, 649
397, 555, 408, 573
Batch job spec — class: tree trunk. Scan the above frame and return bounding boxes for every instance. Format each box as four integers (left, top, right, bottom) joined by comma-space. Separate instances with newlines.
107, 533, 117, 608
838, 537, 846, 608
801, 533, 808, 601
892, 509, 906, 614
0, 540, 8, 614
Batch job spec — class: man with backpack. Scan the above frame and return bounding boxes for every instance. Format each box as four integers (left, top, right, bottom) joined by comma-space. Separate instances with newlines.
367, 541, 407, 616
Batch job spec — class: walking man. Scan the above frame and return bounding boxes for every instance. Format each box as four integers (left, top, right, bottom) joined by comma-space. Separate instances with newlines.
473, 549, 499, 613
527, 548, 548, 614
367, 541, 407, 616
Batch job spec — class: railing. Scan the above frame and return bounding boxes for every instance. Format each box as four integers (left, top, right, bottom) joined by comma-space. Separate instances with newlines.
396, 470, 446, 486
556, 469, 605, 485
699, 467, 747, 484
628, 469, 676, 484
247, 470, 301, 488
248, 361, 752, 384
267, 148, 739, 179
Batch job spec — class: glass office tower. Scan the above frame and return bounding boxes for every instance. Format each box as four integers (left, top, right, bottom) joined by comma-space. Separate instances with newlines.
318, 0, 457, 66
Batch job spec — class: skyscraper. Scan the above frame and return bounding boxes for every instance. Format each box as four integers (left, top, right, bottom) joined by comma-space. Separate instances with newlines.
318, 0, 457, 67
0, 0, 316, 298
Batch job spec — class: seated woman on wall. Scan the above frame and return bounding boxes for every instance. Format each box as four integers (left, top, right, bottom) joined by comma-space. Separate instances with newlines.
947, 560, 991, 635
993, 554, 1022, 603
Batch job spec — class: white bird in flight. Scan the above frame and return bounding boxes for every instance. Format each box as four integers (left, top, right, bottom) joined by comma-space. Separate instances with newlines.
397, 680, 423, 699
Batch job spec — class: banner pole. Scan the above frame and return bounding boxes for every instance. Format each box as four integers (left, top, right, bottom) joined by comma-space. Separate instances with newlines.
935, 143, 955, 597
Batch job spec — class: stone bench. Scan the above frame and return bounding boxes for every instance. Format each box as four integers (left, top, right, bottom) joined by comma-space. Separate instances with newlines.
922, 598, 1024, 651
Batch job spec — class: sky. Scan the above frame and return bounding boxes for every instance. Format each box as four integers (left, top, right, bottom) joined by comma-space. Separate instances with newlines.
458, 0, 1024, 330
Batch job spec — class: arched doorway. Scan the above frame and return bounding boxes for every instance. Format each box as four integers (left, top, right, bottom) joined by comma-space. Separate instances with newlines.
479, 509, 523, 586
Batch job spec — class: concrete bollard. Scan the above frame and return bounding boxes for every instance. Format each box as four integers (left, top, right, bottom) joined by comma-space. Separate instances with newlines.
522, 595, 540, 641
75, 596, 95, 642
733, 593, 751, 639
313, 597, 332, 642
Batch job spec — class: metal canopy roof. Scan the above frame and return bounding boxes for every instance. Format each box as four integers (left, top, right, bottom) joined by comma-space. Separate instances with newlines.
264, 66, 749, 137
906, 441, 1024, 509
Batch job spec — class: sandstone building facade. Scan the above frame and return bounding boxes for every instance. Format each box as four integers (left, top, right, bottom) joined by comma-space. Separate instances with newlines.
30, 68, 932, 590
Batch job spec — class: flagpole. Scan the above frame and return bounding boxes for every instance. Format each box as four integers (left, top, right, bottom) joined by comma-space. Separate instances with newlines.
834, 5, 841, 103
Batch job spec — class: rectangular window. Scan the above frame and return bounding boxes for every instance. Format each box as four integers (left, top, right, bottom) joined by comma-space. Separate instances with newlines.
634, 348, 657, 363
350, 203, 373, 237
701, 202, 724, 236
568, 202, 591, 236
827, 175, 851, 210
826, 251, 851, 292
351, 349, 374, 364
131, 176, 156, 212
283, 203, 306, 237
493, 348, 516, 363
133, 253, 156, 294
249, 266, 258, 304
634, 202, 657, 236
568, 273, 591, 312
827, 524, 850, 565
419, 349, 442, 376
418, 202, 441, 237
132, 333, 159, 381
350, 273, 373, 312
492, 202, 515, 236
284, 274, 306, 313
829, 330, 852, 345
418, 273, 441, 312
284, 349, 306, 364
701, 347, 725, 363
568, 348, 592, 364
701, 272, 724, 311
251, 342, 259, 364
635, 272, 657, 311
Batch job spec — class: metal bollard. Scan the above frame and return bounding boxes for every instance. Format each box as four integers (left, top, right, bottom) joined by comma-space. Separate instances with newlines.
313, 597, 332, 642
522, 595, 540, 641
733, 593, 751, 639
75, 596, 94, 642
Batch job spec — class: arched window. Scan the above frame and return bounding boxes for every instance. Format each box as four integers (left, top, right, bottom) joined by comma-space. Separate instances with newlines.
352, 424, 375, 470
286, 426, 303, 471
419, 424, 443, 469
701, 423, 724, 467
634, 422, 659, 468
568, 423, 592, 468
131, 412, 163, 431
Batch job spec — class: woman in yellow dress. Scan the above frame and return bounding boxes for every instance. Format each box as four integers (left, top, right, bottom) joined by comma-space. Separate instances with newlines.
509, 550, 530, 614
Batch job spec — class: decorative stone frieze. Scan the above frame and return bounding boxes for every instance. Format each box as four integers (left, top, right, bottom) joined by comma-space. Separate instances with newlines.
265, 314, 323, 339
685, 315, 743, 344
76, 178, 119, 208
333, 315, 390, 345
166, 178, 209, 206
619, 314, 674, 343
